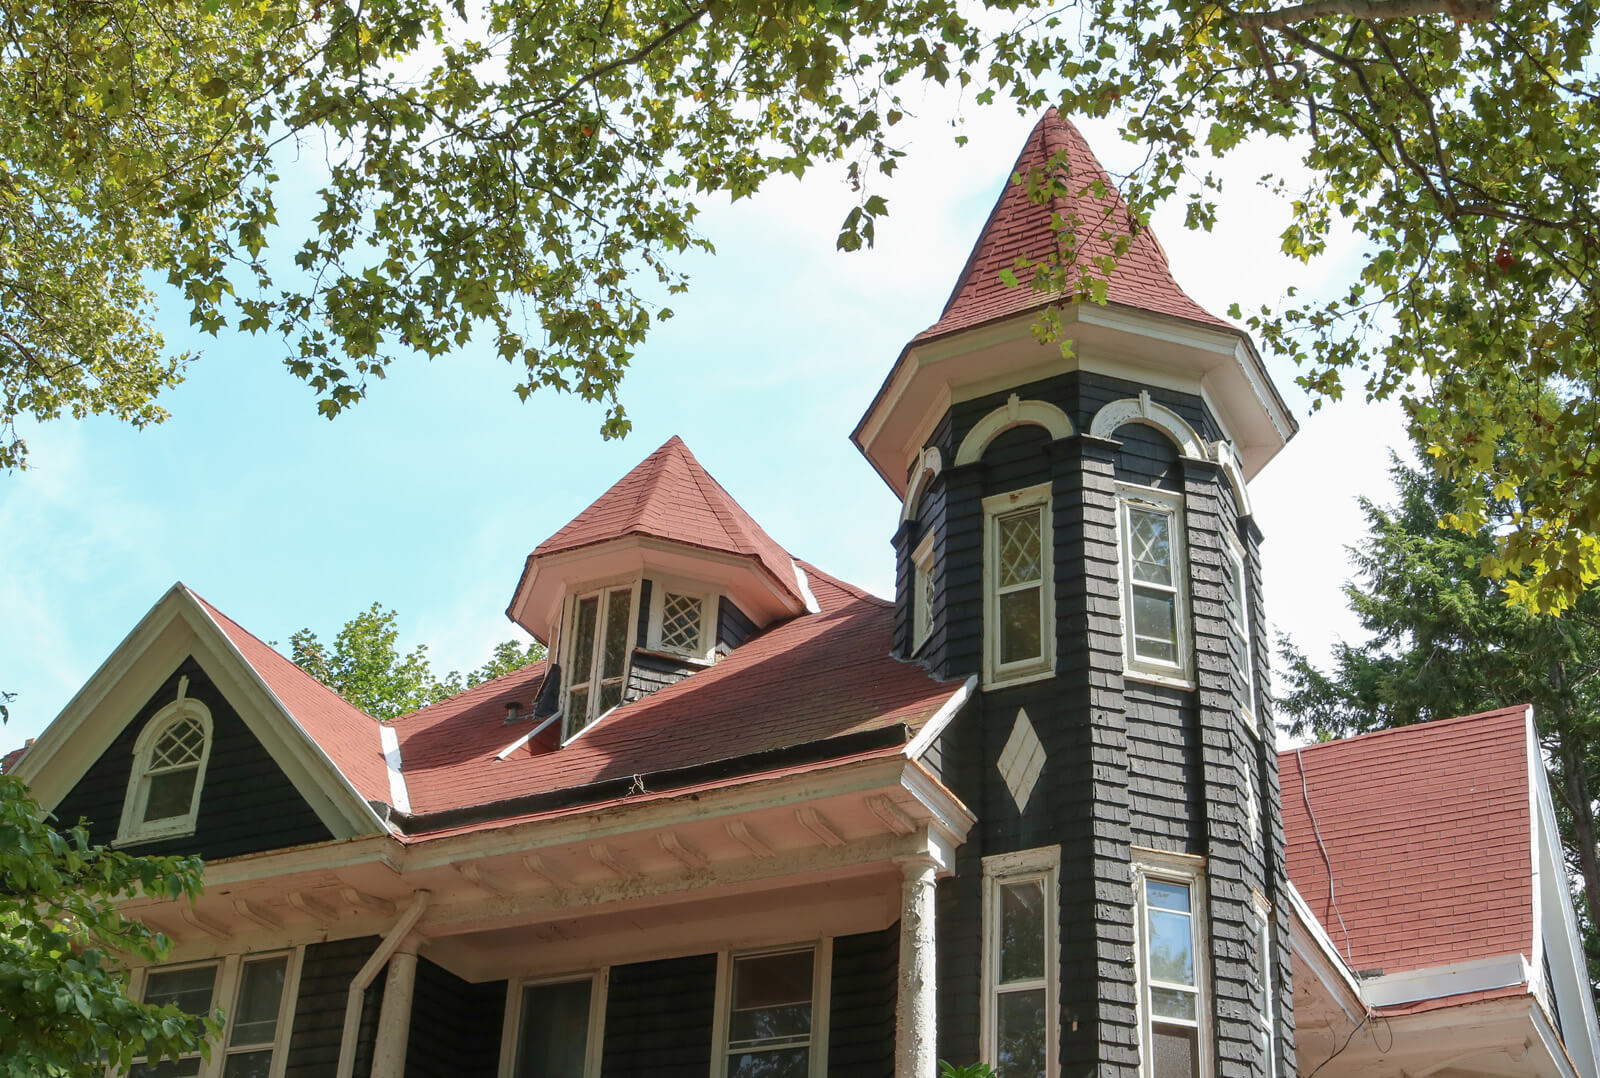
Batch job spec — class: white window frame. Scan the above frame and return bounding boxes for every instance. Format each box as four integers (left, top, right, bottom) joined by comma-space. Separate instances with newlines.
122, 947, 304, 1078
1131, 850, 1211, 1078
645, 577, 717, 662
911, 530, 936, 654
117, 696, 214, 845
1116, 485, 1193, 688
1223, 538, 1258, 732
497, 969, 608, 1078
559, 580, 640, 743
981, 845, 1060, 1078
710, 940, 833, 1078
983, 483, 1055, 688
1251, 894, 1276, 1078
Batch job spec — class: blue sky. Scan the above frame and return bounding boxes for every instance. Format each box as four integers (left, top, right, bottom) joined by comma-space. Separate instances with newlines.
0, 103, 1405, 750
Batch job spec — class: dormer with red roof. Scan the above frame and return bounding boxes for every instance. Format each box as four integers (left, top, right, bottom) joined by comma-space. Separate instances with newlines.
506, 436, 816, 741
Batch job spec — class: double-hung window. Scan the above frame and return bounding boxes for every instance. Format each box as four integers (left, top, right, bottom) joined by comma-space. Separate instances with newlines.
128, 951, 299, 1078
984, 484, 1054, 686
1118, 489, 1190, 683
562, 584, 635, 741
502, 972, 606, 1078
982, 847, 1059, 1078
1134, 856, 1208, 1078
713, 943, 831, 1078
118, 697, 213, 845
911, 531, 935, 653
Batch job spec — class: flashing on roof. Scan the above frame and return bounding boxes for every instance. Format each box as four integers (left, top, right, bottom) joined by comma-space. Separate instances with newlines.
378, 723, 411, 816
793, 562, 821, 614
496, 711, 562, 760
904, 675, 978, 760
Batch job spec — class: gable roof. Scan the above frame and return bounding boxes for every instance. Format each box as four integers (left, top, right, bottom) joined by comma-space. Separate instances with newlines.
393, 563, 961, 833
916, 108, 1230, 343
524, 436, 802, 604
188, 590, 392, 808
1280, 705, 1534, 979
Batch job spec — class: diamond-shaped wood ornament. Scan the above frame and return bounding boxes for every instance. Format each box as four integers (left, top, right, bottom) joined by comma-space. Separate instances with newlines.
997, 708, 1046, 812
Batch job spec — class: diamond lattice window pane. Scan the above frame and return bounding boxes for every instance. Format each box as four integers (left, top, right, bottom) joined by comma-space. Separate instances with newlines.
915, 564, 935, 645
997, 510, 1043, 588
997, 709, 1046, 812
660, 593, 704, 653
150, 716, 205, 769
1128, 508, 1173, 586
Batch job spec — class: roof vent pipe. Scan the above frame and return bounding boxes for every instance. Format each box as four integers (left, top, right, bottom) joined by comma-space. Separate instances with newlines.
504, 701, 521, 724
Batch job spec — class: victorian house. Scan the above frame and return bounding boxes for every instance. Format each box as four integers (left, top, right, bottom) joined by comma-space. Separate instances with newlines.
7, 111, 1598, 1078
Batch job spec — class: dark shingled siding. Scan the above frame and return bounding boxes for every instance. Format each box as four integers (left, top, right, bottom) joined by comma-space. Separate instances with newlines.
829, 927, 901, 1078
285, 937, 384, 1078
405, 958, 506, 1078
601, 954, 717, 1078
51, 656, 332, 860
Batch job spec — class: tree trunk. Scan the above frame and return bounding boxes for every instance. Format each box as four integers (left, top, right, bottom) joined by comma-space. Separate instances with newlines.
1560, 744, 1600, 956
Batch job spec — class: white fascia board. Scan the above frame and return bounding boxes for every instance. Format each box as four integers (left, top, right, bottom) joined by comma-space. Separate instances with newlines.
903, 675, 977, 761
1360, 952, 1531, 1009
1284, 881, 1364, 1006
1530, 995, 1586, 1078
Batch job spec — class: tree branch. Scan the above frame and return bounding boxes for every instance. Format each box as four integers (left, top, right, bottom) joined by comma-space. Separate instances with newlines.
1237, 0, 1496, 28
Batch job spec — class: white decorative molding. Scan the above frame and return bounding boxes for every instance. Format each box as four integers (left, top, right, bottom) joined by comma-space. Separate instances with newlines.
589, 842, 638, 880
996, 709, 1046, 812
954, 394, 1075, 467
1211, 439, 1254, 517
233, 898, 283, 931
726, 819, 775, 859
796, 806, 845, 848
867, 795, 916, 836
900, 446, 946, 523
1089, 390, 1208, 461
903, 675, 977, 761
288, 890, 339, 925
457, 862, 515, 896
179, 904, 231, 940
521, 853, 572, 890
658, 831, 710, 870
340, 886, 397, 916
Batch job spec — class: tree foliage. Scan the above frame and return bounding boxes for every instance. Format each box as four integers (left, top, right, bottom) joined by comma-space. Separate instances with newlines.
289, 602, 544, 718
6, 0, 1600, 606
0, 773, 216, 1077
1279, 454, 1600, 982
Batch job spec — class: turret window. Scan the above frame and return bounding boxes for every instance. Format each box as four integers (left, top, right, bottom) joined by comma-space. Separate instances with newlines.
562, 585, 635, 741
1118, 488, 1191, 683
1134, 854, 1210, 1078
645, 579, 716, 660
117, 693, 213, 845
983, 484, 1054, 686
982, 846, 1059, 1078
911, 531, 935, 653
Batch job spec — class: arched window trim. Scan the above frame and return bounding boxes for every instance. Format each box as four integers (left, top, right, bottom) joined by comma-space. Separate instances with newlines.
1211, 439, 1254, 518
954, 395, 1074, 468
117, 686, 213, 845
1089, 391, 1208, 463
900, 446, 945, 525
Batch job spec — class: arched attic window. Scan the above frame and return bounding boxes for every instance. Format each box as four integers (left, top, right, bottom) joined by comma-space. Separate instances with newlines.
117, 689, 213, 844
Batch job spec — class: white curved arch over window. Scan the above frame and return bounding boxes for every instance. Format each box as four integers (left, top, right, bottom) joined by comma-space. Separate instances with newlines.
954, 394, 1075, 467
1211, 440, 1254, 518
1089, 391, 1208, 462
117, 686, 213, 844
901, 446, 946, 524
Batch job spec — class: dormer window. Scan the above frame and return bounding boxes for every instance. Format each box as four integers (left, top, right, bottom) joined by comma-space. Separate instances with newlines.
117, 691, 212, 844
562, 585, 635, 741
646, 580, 716, 660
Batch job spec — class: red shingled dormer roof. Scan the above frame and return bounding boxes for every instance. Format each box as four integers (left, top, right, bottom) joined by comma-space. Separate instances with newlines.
1281, 705, 1535, 979
527, 436, 801, 604
918, 108, 1229, 342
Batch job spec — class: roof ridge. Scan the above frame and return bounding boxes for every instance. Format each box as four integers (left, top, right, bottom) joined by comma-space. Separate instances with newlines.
391, 658, 549, 724
795, 560, 889, 606
1281, 704, 1530, 758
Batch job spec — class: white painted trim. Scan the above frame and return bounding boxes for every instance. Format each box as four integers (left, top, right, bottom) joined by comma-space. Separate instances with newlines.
710, 940, 834, 1078
981, 483, 1056, 689
378, 724, 410, 816
498, 969, 609, 1078
1116, 484, 1194, 684
793, 562, 822, 615
645, 575, 718, 661
1089, 392, 1208, 461
1359, 952, 1531, 1008
904, 676, 977, 761
910, 531, 936, 654
900, 447, 945, 524
1530, 995, 1585, 1078
115, 695, 214, 845
981, 846, 1061, 1077
495, 712, 561, 761
1131, 853, 1213, 1078
1210, 440, 1254, 518
559, 580, 641, 743
955, 395, 1074, 467
1283, 880, 1364, 1006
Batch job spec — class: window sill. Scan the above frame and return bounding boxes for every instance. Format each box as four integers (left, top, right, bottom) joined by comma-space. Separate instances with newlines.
981, 665, 1056, 692
634, 645, 715, 668
1123, 668, 1196, 693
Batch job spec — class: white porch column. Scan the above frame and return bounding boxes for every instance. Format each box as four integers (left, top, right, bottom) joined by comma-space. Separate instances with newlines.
896, 856, 939, 1078
370, 943, 419, 1078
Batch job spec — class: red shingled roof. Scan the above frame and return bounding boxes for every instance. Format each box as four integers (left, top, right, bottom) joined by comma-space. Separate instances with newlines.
1281, 705, 1534, 978
917, 109, 1229, 342
191, 589, 391, 807
392, 563, 960, 824
527, 436, 801, 603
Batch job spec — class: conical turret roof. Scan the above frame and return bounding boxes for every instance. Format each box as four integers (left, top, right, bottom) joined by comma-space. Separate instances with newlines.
917, 108, 1229, 341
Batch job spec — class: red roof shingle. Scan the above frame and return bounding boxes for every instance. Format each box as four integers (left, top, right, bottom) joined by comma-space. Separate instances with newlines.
527, 436, 801, 604
394, 563, 960, 822
1281, 706, 1534, 978
918, 108, 1230, 342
